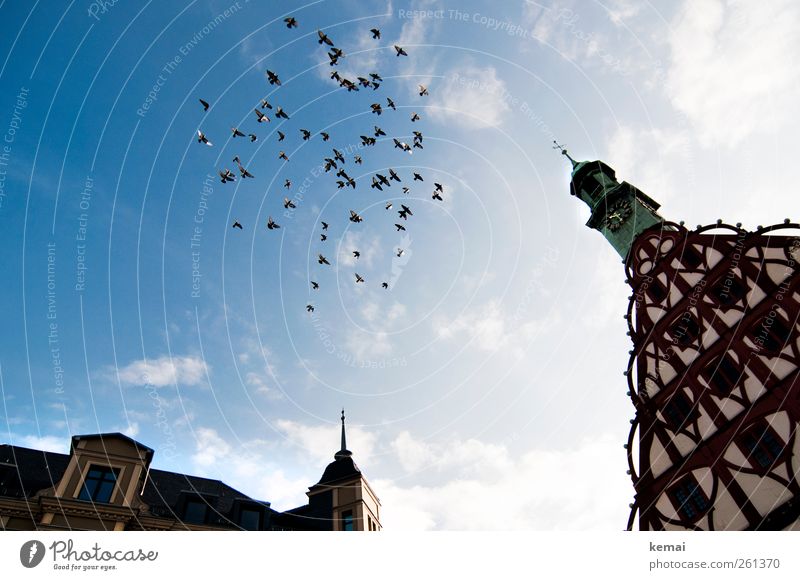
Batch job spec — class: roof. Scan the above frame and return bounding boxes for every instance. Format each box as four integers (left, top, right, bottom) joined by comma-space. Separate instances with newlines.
313, 455, 362, 488
0, 443, 268, 528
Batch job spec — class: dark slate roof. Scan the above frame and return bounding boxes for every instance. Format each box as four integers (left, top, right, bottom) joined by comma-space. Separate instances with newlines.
0, 443, 272, 528
314, 456, 361, 488
70, 432, 154, 458
0, 444, 70, 498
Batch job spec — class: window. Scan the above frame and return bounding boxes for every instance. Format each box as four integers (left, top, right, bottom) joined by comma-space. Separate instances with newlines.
750, 311, 792, 355
239, 507, 262, 531
702, 353, 742, 396
77, 465, 119, 503
670, 314, 699, 347
647, 277, 669, 303
710, 275, 746, 308
342, 510, 354, 531
183, 498, 208, 525
680, 245, 703, 270
663, 391, 694, 430
668, 476, 710, 521
739, 424, 785, 470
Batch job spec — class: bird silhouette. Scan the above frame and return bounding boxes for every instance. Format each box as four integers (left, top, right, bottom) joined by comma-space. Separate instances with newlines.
199, 98, 210, 111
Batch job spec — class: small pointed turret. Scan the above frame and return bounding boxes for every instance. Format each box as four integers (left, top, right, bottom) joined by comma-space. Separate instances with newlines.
334, 408, 352, 460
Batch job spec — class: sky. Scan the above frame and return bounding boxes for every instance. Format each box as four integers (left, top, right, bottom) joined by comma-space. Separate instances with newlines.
0, 0, 798, 531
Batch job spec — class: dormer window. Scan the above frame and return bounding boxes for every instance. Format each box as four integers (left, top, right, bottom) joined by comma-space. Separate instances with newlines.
77, 465, 119, 503
182, 497, 208, 525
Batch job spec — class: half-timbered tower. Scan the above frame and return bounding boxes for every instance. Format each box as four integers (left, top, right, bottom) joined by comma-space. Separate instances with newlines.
565, 149, 800, 530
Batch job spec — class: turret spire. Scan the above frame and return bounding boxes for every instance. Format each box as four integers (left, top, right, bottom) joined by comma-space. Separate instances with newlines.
335, 408, 352, 460
552, 140, 578, 168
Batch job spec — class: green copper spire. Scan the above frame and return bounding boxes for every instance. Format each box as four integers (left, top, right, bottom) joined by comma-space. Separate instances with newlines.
558, 144, 665, 258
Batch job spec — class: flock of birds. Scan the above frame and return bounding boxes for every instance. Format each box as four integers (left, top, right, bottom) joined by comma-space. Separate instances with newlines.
193, 18, 446, 314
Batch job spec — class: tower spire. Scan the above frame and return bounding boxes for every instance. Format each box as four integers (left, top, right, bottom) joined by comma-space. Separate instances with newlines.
335, 408, 352, 460
552, 140, 578, 169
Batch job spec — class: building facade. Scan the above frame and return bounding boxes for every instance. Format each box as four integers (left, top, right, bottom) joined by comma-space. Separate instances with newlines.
0, 412, 380, 531
566, 150, 800, 530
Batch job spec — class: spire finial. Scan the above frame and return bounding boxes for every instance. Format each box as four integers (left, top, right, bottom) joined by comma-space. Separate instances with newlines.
335, 408, 352, 460
553, 140, 578, 168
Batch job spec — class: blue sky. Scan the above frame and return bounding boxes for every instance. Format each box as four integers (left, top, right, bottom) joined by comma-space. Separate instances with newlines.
1, 0, 798, 530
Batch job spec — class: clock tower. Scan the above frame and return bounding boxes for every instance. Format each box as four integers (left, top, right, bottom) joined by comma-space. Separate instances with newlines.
564, 148, 665, 258
562, 146, 800, 530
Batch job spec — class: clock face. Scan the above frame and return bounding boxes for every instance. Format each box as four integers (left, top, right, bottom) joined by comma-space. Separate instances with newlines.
604, 199, 633, 231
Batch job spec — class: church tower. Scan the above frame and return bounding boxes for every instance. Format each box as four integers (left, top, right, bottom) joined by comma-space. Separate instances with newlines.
562, 146, 800, 530
305, 410, 382, 531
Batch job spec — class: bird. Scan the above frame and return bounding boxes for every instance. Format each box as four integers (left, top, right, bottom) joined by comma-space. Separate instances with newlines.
199, 98, 210, 111
370, 28, 381, 39
321, 132, 330, 141
377, 173, 390, 187
394, 223, 406, 231
254, 108, 270, 123
432, 190, 443, 201
396, 249, 404, 257
248, 133, 257, 142
283, 197, 296, 209
413, 173, 424, 181
411, 112, 421, 122
418, 85, 429, 96
371, 103, 383, 115
389, 169, 401, 182
394, 45, 408, 56
307, 304, 315, 312
301, 128, 311, 140
398, 204, 413, 220
333, 148, 345, 163
317, 30, 334, 46
219, 168, 235, 183
353, 251, 361, 259
358, 76, 371, 88
354, 155, 362, 164
371, 177, 383, 191
324, 158, 337, 171
196, 130, 213, 146
349, 210, 363, 223
318, 254, 330, 265
374, 126, 386, 137
260, 98, 272, 109
284, 179, 292, 189
434, 182, 443, 193
355, 273, 364, 283
278, 151, 289, 161
331, 70, 341, 82
382, 282, 388, 289
311, 281, 319, 290
232, 220, 243, 229
413, 130, 423, 143
232, 127, 245, 138
277, 130, 285, 141
267, 216, 280, 229
402, 187, 410, 194
236, 162, 254, 179
370, 72, 383, 82
321, 221, 329, 231
266, 70, 281, 85
320, 234, 327, 241
275, 107, 289, 119
386, 97, 396, 110
385, 203, 393, 210
284, 17, 298, 28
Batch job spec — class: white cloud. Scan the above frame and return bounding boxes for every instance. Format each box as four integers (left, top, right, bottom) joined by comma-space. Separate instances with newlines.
338, 230, 382, 268
430, 65, 512, 129
666, 0, 800, 147
192, 427, 232, 467
10, 434, 67, 453
378, 432, 631, 530
109, 355, 209, 388
275, 418, 377, 468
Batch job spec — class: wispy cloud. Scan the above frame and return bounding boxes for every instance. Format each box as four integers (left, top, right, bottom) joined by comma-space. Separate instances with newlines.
430, 65, 512, 129
105, 356, 209, 388
378, 431, 630, 530
666, 0, 800, 147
